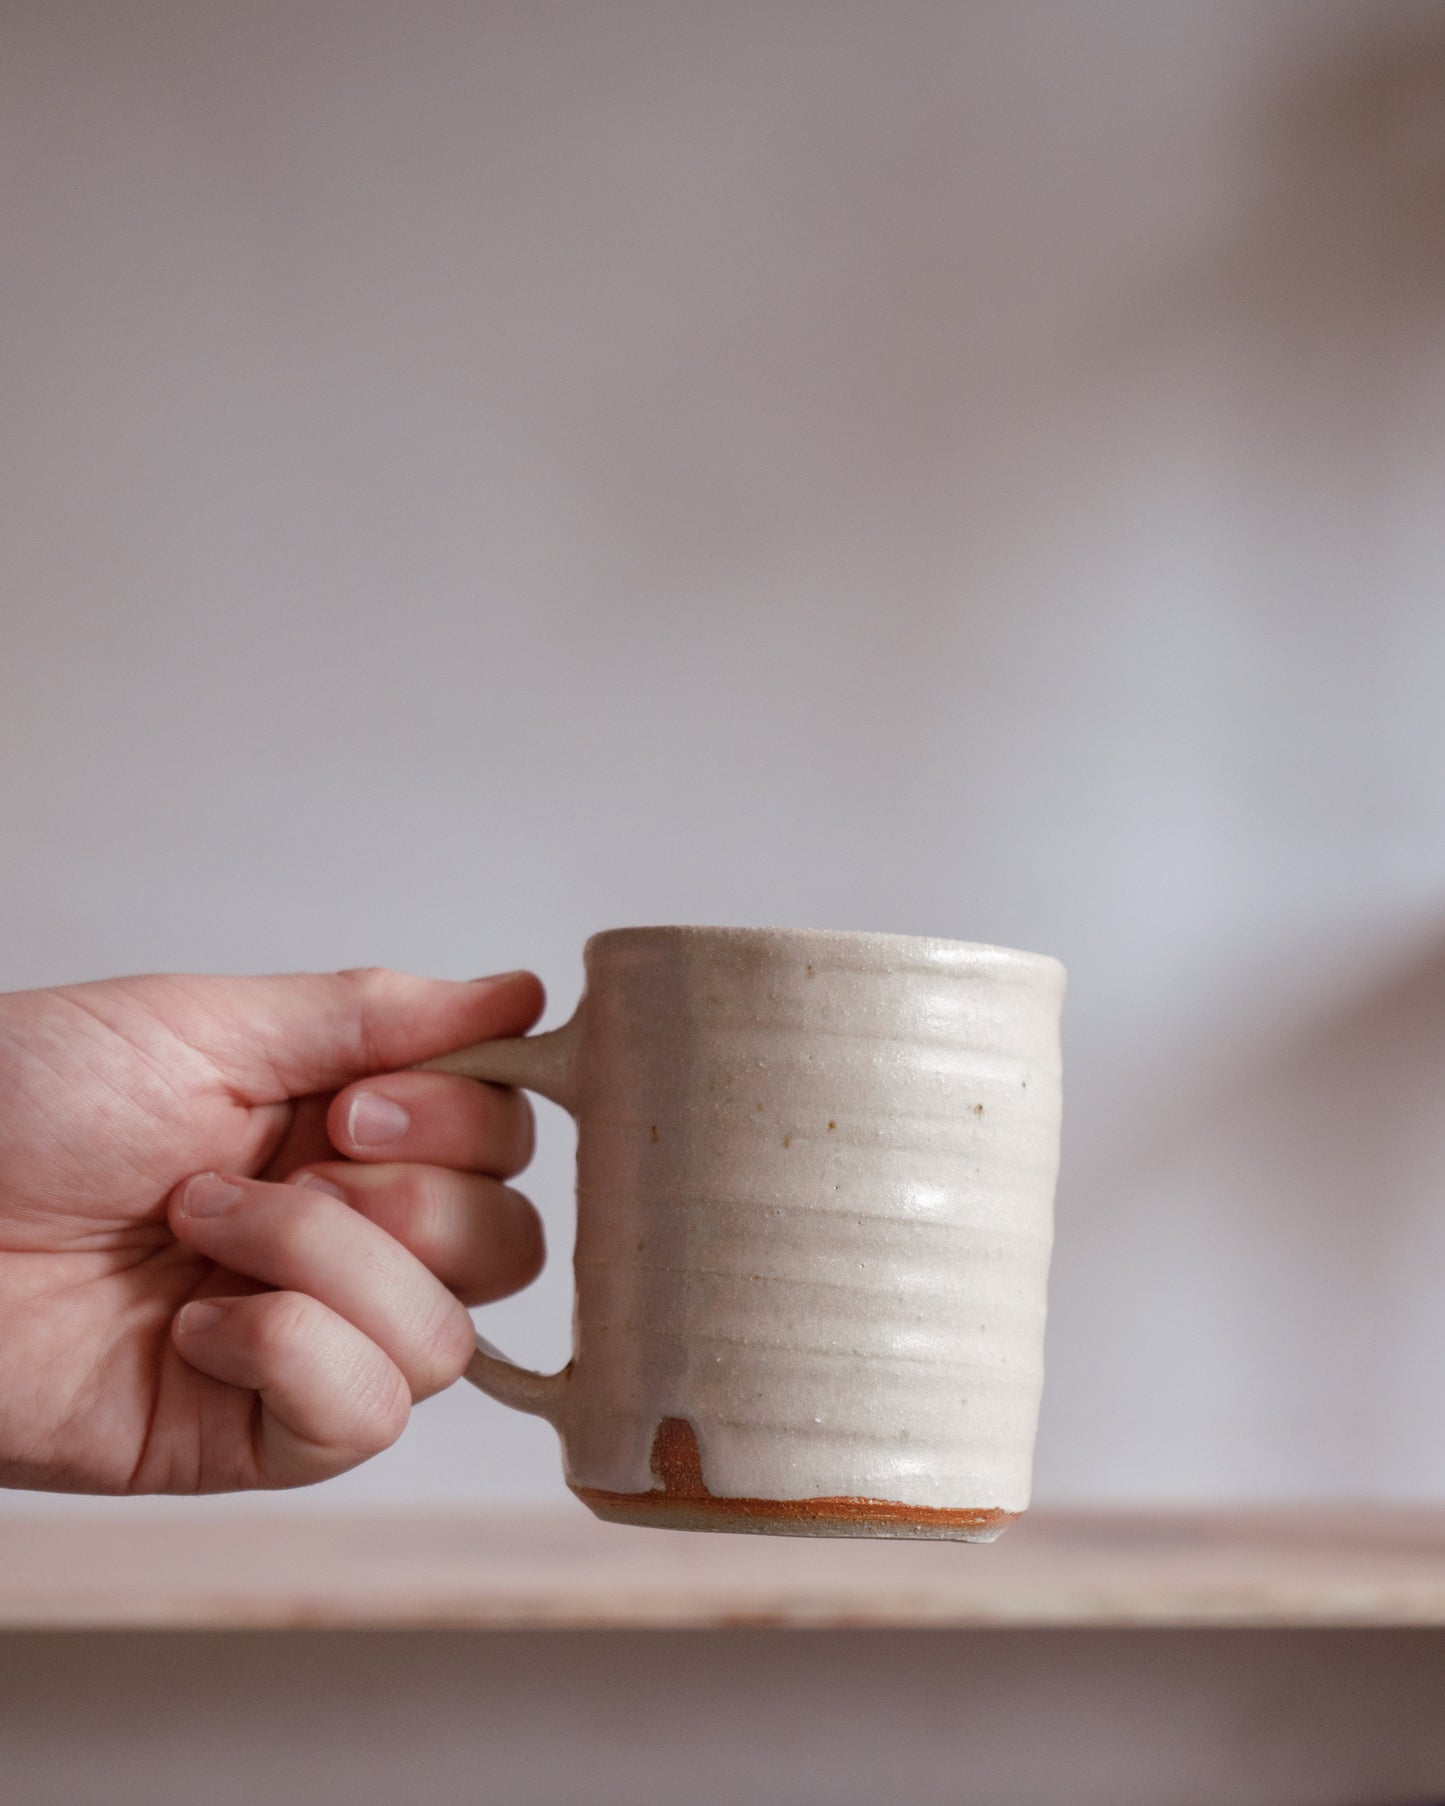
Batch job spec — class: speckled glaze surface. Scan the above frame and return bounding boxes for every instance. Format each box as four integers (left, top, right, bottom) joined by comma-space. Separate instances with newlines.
427, 925, 1065, 1540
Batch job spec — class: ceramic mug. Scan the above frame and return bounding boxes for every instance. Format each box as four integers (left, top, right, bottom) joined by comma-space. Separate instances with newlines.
424, 925, 1065, 1540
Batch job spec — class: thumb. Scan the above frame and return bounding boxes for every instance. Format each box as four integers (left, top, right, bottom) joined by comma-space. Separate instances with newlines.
154, 967, 546, 1101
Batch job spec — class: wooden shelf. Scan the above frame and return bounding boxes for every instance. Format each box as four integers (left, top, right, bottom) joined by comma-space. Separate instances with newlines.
2, 1505, 1442, 1631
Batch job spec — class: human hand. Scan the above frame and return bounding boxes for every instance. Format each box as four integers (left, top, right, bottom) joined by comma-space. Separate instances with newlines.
0, 967, 546, 1494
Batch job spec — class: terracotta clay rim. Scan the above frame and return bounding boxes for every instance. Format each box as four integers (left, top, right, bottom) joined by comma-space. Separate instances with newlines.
574, 1485, 1020, 1534
571, 1417, 1020, 1535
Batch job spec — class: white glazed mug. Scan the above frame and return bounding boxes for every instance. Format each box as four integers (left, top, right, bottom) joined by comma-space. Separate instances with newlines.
424, 925, 1065, 1540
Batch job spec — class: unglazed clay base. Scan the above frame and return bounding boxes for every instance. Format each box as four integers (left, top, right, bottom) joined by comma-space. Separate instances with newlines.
572, 1418, 1020, 1542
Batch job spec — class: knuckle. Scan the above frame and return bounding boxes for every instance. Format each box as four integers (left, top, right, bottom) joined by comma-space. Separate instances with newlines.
389, 1162, 432, 1211
267, 1198, 321, 1266
378, 1168, 458, 1272
335, 964, 400, 990
335, 966, 413, 1070
344, 1358, 412, 1456
249, 1291, 315, 1361
410, 1303, 476, 1398
407, 1184, 456, 1272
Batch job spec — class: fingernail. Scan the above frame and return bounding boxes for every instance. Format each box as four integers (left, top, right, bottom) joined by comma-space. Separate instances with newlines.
468, 970, 530, 986
177, 1299, 229, 1335
347, 1091, 410, 1147
181, 1173, 245, 1217
287, 1171, 347, 1200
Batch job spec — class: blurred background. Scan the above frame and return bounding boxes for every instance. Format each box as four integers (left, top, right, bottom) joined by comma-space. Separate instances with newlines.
3, 1, 1444, 1800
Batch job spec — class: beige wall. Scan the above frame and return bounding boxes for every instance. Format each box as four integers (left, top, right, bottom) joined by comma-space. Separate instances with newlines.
5, 8, 1445, 1803
3, 0, 1444, 1526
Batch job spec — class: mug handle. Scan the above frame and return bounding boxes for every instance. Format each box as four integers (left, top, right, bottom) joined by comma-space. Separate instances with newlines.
413, 1013, 583, 1426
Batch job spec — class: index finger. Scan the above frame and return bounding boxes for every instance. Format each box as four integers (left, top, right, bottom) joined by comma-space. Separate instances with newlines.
326, 1071, 535, 1177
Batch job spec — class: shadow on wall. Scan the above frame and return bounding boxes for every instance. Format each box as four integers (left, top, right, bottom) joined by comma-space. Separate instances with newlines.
1052, 925, 1445, 1496
1118, 6, 1445, 673
1084, 3, 1445, 796
1034, 12, 1445, 1501
1094, 11, 1445, 371
1083, 4, 1445, 687
1258, 11, 1445, 315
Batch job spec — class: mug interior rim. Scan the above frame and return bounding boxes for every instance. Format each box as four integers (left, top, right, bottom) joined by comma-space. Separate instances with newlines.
584, 923, 1066, 983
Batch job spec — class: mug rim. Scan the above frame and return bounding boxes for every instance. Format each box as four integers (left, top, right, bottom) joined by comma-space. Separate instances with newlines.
584, 923, 1066, 985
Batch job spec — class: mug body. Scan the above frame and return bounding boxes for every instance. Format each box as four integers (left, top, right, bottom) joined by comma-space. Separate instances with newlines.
553, 925, 1065, 1540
